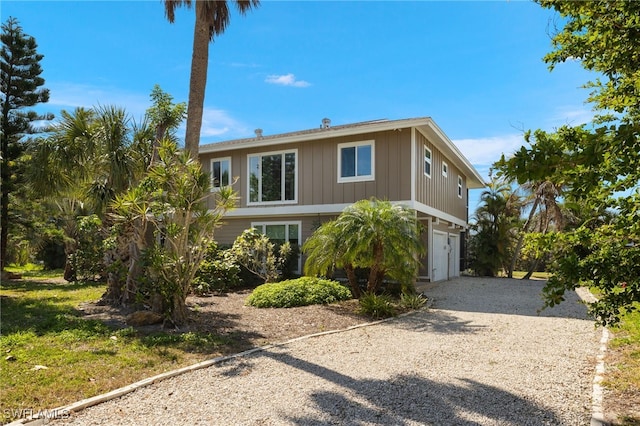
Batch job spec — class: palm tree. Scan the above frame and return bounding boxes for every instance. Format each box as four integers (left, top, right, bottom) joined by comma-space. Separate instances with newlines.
469, 180, 520, 276
164, 0, 260, 158
304, 199, 425, 296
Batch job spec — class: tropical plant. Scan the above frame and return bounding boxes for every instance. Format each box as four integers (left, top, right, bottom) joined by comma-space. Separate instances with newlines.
492, 1, 640, 325
506, 179, 564, 278
110, 140, 236, 325
0, 17, 51, 271
357, 292, 397, 319
163, 0, 260, 158
303, 198, 425, 297
467, 180, 520, 276
230, 227, 291, 284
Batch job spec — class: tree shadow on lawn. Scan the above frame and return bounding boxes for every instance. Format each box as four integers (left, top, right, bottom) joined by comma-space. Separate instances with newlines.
257, 350, 577, 426
0, 282, 265, 356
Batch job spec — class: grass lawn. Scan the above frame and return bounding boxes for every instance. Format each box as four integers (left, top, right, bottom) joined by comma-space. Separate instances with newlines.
0, 267, 232, 423
603, 305, 640, 425
505, 270, 552, 280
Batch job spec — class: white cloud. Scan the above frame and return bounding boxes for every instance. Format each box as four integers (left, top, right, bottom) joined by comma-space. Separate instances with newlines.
199, 108, 249, 140
453, 134, 526, 171
265, 73, 311, 88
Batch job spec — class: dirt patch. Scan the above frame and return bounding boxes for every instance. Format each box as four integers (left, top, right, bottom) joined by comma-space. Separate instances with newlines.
78, 290, 366, 350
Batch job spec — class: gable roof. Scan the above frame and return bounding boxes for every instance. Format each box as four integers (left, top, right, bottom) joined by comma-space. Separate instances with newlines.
200, 116, 486, 189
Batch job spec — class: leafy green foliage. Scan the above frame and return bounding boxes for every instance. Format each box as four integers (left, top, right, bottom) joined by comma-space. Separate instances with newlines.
492, 1, 640, 325
357, 293, 397, 319
303, 198, 424, 297
468, 180, 520, 277
539, 0, 640, 120
399, 292, 428, 310
231, 228, 291, 284
69, 215, 105, 281
245, 277, 351, 308
193, 242, 241, 294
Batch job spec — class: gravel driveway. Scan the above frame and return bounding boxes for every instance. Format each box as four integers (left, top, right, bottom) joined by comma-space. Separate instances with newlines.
53, 277, 601, 426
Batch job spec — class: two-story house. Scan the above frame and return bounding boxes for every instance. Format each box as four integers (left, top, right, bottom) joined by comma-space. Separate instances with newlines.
199, 116, 485, 282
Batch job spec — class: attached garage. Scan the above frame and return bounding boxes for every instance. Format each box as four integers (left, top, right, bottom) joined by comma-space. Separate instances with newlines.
432, 231, 449, 281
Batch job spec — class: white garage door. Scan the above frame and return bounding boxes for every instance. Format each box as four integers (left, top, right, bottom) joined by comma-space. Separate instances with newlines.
432, 231, 449, 282
448, 233, 460, 278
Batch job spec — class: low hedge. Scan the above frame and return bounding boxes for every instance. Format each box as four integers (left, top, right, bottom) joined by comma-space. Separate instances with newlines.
246, 277, 352, 308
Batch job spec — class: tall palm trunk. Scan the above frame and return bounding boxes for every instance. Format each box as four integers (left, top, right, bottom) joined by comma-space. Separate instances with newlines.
508, 196, 540, 278
183, 2, 210, 159
344, 264, 361, 298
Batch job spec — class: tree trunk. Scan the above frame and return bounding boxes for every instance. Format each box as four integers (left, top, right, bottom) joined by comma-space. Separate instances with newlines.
183, 2, 210, 159
344, 264, 361, 298
124, 241, 141, 305
509, 196, 540, 278
0, 189, 8, 272
367, 242, 385, 293
169, 291, 188, 327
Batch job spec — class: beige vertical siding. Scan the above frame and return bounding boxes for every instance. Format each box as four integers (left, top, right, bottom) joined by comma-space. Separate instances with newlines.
414, 131, 468, 221
201, 130, 413, 209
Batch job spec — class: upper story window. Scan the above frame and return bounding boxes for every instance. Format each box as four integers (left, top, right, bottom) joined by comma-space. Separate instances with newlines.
458, 175, 463, 198
338, 140, 374, 183
248, 150, 297, 204
442, 161, 448, 178
424, 145, 432, 178
210, 157, 231, 191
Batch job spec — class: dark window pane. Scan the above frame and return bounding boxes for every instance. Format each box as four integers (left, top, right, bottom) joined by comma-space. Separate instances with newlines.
285, 152, 295, 200
357, 144, 371, 176
261, 154, 282, 201
212, 161, 221, 187
249, 156, 259, 202
341, 146, 355, 177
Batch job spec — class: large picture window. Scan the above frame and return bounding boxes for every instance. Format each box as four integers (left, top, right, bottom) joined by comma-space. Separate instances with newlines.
338, 140, 374, 183
248, 150, 297, 204
210, 157, 231, 190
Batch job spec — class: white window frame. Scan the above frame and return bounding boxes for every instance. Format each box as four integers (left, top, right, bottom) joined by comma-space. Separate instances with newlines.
251, 221, 302, 273
210, 157, 231, 191
424, 145, 432, 178
247, 149, 298, 205
457, 175, 463, 198
337, 140, 375, 183
442, 161, 448, 178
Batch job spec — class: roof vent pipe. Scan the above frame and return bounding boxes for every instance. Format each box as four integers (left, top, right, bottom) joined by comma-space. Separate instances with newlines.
321, 118, 331, 129
254, 128, 263, 139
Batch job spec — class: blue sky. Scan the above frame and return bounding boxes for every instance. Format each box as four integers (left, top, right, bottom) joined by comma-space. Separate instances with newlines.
3, 0, 596, 210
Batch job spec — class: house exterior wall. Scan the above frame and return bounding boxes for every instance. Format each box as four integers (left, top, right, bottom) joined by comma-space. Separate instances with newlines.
414, 130, 468, 222
201, 129, 412, 210
199, 117, 484, 282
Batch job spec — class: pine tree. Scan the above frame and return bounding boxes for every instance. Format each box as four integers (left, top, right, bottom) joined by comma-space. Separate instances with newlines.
1, 17, 50, 271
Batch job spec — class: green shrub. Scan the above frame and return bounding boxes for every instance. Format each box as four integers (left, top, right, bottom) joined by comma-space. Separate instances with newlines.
193, 242, 241, 294
399, 292, 428, 310
358, 292, 397, 319
246, 277, 352, 308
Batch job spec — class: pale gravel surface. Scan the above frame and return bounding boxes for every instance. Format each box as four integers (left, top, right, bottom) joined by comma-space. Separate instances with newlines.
57, 277, 601, 425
